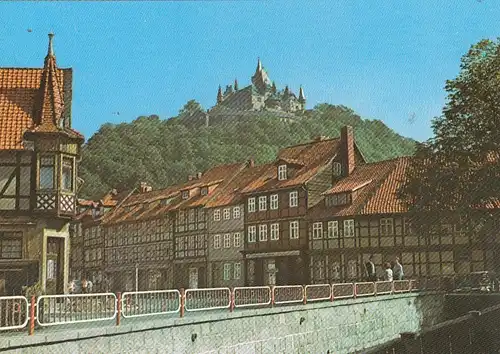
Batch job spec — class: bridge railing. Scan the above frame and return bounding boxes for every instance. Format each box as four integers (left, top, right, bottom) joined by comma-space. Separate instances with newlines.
0, 296, 29, 331
332, 282, 355, 299
304, 284, 331, 302
121, 290, 180, 318
273, 285, 304, 305
375, 281, 393, 295
36, 293, 117, 326
233, 286, 271, 308
355, 282, 376, 297
184, 287, 231, 312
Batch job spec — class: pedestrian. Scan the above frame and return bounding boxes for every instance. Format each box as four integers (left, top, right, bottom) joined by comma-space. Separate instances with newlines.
82, 277, 88, 294
365, 256, 376, 282
68, 280, 75, 294
393, 257, 404, 281
383, 263, 393, 282
87, 279, 93, 293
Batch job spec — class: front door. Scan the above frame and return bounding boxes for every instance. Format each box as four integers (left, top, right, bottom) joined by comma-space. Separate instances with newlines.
46, 237, 64, 294
189, 267, 198, 289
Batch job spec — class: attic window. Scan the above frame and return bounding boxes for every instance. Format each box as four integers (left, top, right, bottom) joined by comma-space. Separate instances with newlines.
182, 191, 190, 200
160, 198, 171, 206
278, 165, 287, 180
201, 187, 209, 196
326, 193, 351, 207
333, 162, 342, 177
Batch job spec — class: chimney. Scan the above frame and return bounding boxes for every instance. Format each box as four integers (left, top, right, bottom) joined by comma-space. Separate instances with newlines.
188, 175, 193, 181
247, 159, 255, 168
340, 125, 355, 176
139, 182, 152, 193
196, 172, 202, 179
314, 135, 328, 142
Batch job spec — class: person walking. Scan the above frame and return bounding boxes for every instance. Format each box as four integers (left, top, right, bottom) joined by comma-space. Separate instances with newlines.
383, 263, 393, 282
393, 257, 404, 281
365, 256, 376, 282
81, 277, 88, 294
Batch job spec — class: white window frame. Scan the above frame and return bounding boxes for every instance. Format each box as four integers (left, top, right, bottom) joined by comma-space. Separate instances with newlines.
327, 221, 339, 238
233, 232, 241, 247
248, 198, 256, 213
270, 194, 279, 210
290, 221, 299, 239
223, 208, 231, 220
312, 222, 323, 240
213, 234, 221, 249
258, 196, 267, 211
380, 218, 394, 236
270, 223, 279, 240
213, 209, 221, 221
223, 233, 231, 248
248, 225, 257, 243
259, 224, 268, 241
201, 187, 208, 196
233, 262, 241, 280
289, 191, 298, 208
223, 263, 232, 281
333, 162, 342, 177
233, 206, 241, 219
182, 190, 189, 200
344, 219, 355, 237
278, 165, 287, 180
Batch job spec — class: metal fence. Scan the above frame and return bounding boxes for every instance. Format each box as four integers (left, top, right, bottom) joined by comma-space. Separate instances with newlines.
304, 284, 331, 302
393, 280, 411, 293
184, 288, 231, 312
355, 282, 376, 297
233, 286, 271, 308
375, 281, 393, 295
121, 290, 180, 318
273, 285, 304, 304
0, 296, 29, 331
36, 293, 117, 326
332, 282, 355, 299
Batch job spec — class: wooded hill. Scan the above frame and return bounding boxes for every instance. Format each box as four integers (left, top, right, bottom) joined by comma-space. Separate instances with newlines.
79, 103, 416, 199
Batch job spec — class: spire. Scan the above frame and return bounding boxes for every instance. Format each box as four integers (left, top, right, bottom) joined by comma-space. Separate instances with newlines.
283, 85, 290, 99
34, 33, 64, 130
256, 57, 262, 73
234, 78, 238, 91
271, 81, 277, 95
217, 85, 223, 104
298, 85, 306, 103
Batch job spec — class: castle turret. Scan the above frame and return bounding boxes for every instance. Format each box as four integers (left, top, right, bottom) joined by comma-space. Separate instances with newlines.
217, 85, 223, 104
298, 85, 306, 111
234, 78, 238, 91
251, 57, 271, 94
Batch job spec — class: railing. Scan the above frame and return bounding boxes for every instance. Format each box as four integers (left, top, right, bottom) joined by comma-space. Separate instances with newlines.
184, 288, 231, 312
36, 293, 117, 326
273, 285, 304, 305
233, 286, 271, 308
121, 290, 180, 318
0, 277, 448, 335
304, 284, 331, 302
0, 296, 29, 331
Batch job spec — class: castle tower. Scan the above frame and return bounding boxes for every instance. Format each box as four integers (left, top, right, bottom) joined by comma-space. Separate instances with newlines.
298, 85, 306, 110
234, 78, 238, 91
217, 85, 223, 104
251, 57, 271, 94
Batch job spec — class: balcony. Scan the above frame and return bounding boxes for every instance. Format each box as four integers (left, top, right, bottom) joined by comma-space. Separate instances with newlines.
35, 191, 76, 218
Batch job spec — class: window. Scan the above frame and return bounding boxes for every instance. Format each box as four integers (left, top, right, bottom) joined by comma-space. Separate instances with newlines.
327, 193, 351, 206
234, 263, 241, 279
380, 218, 394, 236
201, 187, 208, 196
248, 198, 256, 213
188, 209, 195, 223
223, 263, 232, 281
270, 194, 279, 210
312, 222, 323, 239
258, 196, 267, 211
270, 223, 279, 240
333, 162, 342, 177
213, 209, 221, 221
289, 191, 298, 207
290, 221, 299, 239
278, 165, 287, 180
327, 221, 339, 238
259, 224, 268, 241
39, 156, 55, 189
62, 157, 74, 192
181, 190, 189, 199
403, 217, 413, 234
223, 208, 230, 220
223, 234, 231, 248
344, 219, 355, 237
0, 232, 22, 259
213, 234, 221, 249
248, 226, 257, 242
233, 207, 241, 219
233, 232, 241, 247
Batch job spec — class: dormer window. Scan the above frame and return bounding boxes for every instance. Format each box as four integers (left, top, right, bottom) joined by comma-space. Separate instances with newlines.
278, 165, 287, 180
326, 193, 351, 206
201, 187, 208, 196
181, 190, 189, 200
333, 162, 342, 177
39, 156, 55, 189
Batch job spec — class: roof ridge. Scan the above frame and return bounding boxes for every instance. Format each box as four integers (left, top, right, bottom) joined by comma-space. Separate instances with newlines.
280, 136, 340, 150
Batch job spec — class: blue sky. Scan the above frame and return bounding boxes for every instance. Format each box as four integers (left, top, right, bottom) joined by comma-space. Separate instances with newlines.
0, 1, 499, 142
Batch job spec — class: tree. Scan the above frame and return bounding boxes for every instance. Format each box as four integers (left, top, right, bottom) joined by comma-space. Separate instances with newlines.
399, 38, 500, 235
178, 100, 204, 119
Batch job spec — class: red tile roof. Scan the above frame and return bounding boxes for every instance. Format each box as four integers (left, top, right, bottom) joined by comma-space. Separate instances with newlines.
241, 138, 342, 193
308, 157, 410, 219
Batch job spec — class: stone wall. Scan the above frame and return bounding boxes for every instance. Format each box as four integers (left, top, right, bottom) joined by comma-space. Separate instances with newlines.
1, 293, 445, 354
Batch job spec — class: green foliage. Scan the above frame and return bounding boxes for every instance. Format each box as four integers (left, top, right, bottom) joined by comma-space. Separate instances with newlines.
79, 104, 416, 199
399, 38, 500, 234
22, 282, 45, 298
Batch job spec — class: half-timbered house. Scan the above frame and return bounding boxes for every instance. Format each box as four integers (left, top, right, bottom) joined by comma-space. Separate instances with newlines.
0, 34, 84, 295
240, 126, 365, 286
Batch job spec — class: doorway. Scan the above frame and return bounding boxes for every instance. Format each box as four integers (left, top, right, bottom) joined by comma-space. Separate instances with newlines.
189, 267, 198, 289
46, 237, 64, 294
